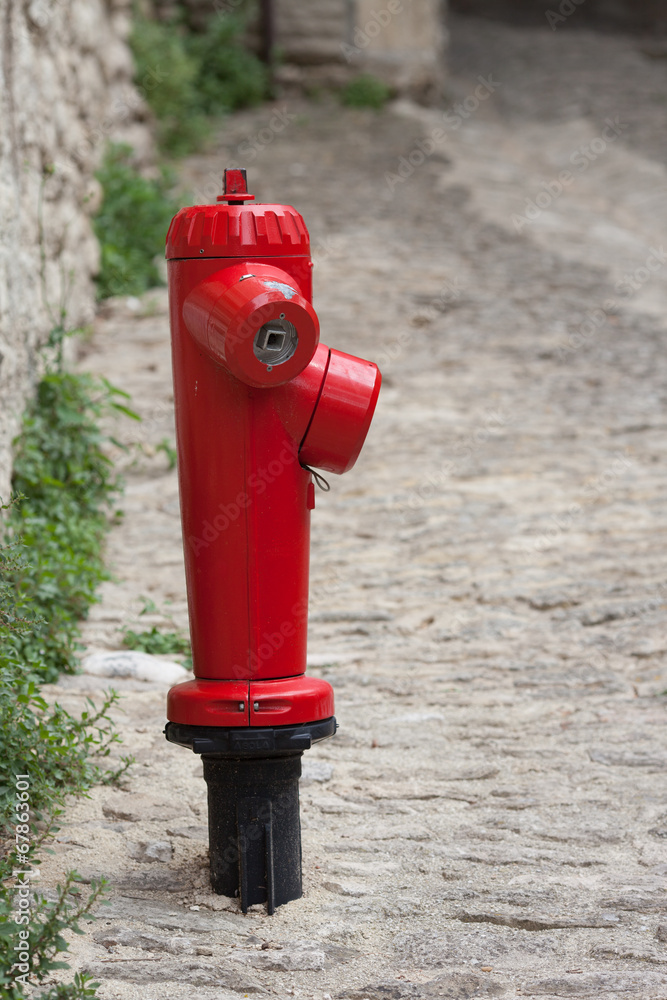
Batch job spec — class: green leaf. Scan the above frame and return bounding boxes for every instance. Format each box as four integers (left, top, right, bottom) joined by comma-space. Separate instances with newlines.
109, 403, 141, 421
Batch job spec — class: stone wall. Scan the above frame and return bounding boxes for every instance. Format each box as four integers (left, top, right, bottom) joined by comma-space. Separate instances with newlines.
271, 0, 448, 101
153, 0, 448, 102
0, 0, 150, 498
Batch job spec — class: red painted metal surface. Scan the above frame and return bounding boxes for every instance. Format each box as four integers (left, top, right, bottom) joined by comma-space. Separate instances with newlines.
166, 204, 309, 259
168, 679, 249, 726
300, 348, 382, 474
166, 175, 380, 727
168, 676, 334, 728
217, 168, 256, 203
182, 262, 319, 388
249, 676, 335, 725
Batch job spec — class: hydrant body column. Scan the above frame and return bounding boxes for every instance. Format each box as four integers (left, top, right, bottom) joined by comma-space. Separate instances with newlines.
168, 255, 318, 699
164, 170, 381, 912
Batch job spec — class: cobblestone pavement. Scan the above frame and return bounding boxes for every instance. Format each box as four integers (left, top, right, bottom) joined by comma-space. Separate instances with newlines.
40, 16, 667, 1000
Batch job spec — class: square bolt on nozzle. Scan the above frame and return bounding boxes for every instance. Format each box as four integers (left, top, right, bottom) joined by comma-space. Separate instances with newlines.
257, 325, 287, 353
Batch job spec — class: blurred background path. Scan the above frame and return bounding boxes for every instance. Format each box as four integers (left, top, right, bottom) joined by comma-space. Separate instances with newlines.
39, 14, 667, 1000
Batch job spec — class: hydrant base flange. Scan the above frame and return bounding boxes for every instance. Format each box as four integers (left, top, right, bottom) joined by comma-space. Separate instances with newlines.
203, 753, 304, 914
164, 717, 336, 757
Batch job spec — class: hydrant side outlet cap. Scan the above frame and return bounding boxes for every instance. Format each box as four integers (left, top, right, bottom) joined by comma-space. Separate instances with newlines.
182, 263, 320, 387
300, 349, 382, 474
166, 203, 310, 259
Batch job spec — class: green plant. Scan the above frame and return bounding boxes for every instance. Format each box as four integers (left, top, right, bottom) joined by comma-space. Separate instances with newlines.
0, 316, 136, 997
129, 10, 268, 157
186, 13, 268, 116
156, 438, 177, 470
6, 366, 137, 681
0, 506, 131, 999
93, 144, 179, 300
0, 867, 107, 999
0, 677, 131, 826
0, 484, 133, 814
122, 625, 190, 658
120, 597, 191, 666
130, 15, 208, 157
341, 73, 391, 110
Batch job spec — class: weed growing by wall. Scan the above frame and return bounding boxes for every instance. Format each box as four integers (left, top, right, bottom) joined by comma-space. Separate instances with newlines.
120, 597, 192, 667
0, 318, 137, 993
130, 10, 268, 158
6, 347, 138, 680
187, 12, 268, 117
1, 395, 133, 997
341, 74, 392, 109
130, 14, 209, 157
93, 144, 179, 300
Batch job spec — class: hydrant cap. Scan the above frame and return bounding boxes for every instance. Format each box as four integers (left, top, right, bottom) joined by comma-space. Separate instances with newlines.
165, 203, 310, 260
183, 263, 320, 388
300, 349, 382, 475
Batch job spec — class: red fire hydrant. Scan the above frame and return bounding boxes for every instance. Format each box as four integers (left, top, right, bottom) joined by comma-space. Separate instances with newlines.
164, 169, 381, 912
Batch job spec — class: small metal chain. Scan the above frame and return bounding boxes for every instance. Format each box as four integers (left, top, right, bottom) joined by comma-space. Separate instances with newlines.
301, 465, 331, 492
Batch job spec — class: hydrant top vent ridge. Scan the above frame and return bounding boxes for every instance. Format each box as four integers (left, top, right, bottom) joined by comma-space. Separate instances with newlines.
166, 204, 310, 260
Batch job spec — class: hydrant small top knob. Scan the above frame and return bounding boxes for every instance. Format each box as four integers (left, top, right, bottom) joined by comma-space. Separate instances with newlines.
217, 168, 255, 204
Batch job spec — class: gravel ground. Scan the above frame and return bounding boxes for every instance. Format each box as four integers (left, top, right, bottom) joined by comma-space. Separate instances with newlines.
36, 16, 667, 1000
